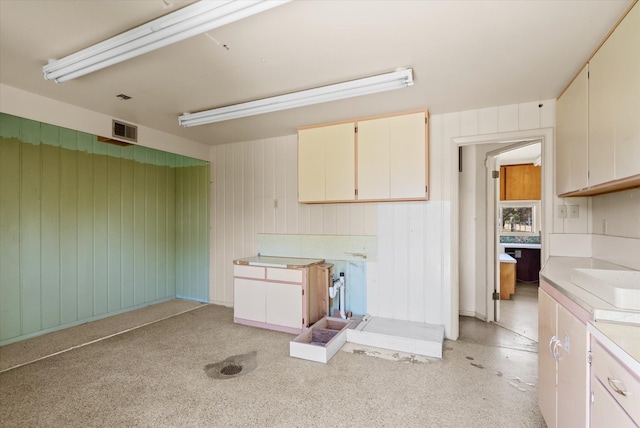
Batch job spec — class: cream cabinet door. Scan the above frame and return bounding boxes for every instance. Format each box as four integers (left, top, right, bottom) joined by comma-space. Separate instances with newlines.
556, 65, 589, 195
613, 4, 640, 180
265, 282, 303, 329
298, 123, 355, 202
388, 112, 426, 199
556, 303, 588, 428
589, 4, 640, 185
357, 117, 390, 200
538, 288, 558, 428
357, 112, 427, 200
234, 278, 266, 323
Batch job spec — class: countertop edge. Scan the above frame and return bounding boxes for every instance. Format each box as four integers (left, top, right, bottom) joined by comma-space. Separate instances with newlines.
233, 256, 326, 269
588, 322, 640, 377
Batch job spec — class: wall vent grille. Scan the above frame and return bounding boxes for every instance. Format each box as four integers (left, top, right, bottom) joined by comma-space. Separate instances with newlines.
112, 119, 137, 143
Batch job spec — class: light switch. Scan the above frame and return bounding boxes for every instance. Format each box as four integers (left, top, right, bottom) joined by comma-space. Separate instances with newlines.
568, 205, 579, 218
558, 205, 567, 218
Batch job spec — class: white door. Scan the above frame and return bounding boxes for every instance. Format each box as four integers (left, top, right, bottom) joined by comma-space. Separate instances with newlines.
486, 154, 500, 322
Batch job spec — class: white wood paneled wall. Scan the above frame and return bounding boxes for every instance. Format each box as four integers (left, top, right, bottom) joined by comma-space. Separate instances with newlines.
446, 100, 557, 332
210, 136, 377, 307
210, 100, 556, 339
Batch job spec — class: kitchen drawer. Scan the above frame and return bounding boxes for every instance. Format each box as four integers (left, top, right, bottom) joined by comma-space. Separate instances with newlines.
592, 340, 640, 423
267, 267, 303, 283
234, 264, 265, 279
591, 376, 636, 428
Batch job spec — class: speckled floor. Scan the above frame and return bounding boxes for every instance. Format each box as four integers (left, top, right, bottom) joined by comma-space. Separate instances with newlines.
0, 300, 545, 427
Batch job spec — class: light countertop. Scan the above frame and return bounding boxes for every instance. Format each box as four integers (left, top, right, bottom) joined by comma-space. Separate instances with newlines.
233, 255, 325, 269
541, 256, 640, 372
500, 253, 517, 264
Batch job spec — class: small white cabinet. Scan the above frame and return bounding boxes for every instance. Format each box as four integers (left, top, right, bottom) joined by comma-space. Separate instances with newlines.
555, 3, 640, 197
297, 109, 429, 203
538, 285, 590, 428
233, 258, 329, 334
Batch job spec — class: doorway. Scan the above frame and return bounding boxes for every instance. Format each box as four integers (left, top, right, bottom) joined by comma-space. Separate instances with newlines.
452, 127, 553, 342
489, 142, 542, 342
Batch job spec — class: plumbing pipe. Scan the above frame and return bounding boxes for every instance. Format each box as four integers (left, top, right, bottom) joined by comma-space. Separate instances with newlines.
339, 275, 346, 319
330, 273, 346, 319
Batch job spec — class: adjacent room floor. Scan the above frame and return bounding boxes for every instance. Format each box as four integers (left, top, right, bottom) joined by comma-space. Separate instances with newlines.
497, 281, 539, 343
0, 299, 544, 427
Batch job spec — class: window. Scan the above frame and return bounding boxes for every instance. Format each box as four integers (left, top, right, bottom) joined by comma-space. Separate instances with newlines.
500, 201, 540, 236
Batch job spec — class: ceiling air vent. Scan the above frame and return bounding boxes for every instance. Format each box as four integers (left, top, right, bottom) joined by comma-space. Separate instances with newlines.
112, 119, 137, 143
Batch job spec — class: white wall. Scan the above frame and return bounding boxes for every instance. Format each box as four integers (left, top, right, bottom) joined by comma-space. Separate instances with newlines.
209, 136, 379, 306
211, 99, 557, 339
458, 143, 503, 318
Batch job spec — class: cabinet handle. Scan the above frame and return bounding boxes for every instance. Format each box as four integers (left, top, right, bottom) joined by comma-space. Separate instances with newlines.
607, 378, 628, 397
552, 340, 562, 362
548, 336, 561, 362
549, 336, 557, 355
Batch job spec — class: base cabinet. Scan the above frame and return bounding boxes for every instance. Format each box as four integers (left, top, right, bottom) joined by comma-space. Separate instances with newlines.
233, 263, 329, 334
505, 247, 541, 282
538, 286, 589, 428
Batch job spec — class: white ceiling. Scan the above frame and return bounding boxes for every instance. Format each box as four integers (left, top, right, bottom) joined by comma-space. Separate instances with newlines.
0, 0, 633, 146
498, 143, 541, 166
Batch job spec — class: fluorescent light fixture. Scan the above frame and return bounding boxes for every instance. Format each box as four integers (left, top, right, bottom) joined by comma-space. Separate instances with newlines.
178, 68, 414, 127
43, 0, 291, 83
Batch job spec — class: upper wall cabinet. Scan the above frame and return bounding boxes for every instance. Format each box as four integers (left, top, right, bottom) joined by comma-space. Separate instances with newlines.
298, 110, 429, 203
589, 3, 640, 185
298, 122, 355, 203
556, 65, 589, 195
357, 112, 428, 201
556, 3, 640, 197
500, 164, 541, 200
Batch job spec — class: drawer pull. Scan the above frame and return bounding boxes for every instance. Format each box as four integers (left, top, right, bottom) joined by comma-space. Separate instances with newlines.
607, 378, 628, 397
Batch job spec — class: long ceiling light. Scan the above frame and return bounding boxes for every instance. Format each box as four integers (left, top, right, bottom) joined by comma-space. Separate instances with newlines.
42, 0, 291, 83
178, 68, 414, 127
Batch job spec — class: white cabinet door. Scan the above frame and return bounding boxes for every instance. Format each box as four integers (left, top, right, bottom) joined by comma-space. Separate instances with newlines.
234, 278, 266, 323
538, 288, 558, 428
357, 111, 427, 200
589, 4, 640, 186
556, 65, 589, 195
612, 4, 640, 180
357, 117, 390, 200
556, 303, 588, 428
389, 112, 427, 199
265, 282, 303, 329
298, 123, 355, 202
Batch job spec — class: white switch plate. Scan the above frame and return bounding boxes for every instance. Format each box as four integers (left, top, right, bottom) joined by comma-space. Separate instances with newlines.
568, 205, 579, 218
558, 205, 567, 218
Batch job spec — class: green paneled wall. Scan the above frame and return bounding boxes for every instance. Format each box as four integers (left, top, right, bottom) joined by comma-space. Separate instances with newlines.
0, 113, 209, 344
176, 160, 210, 302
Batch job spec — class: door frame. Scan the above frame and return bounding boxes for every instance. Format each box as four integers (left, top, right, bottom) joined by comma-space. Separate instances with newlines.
485, 140, 542, 322
450, 128, 553, 328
